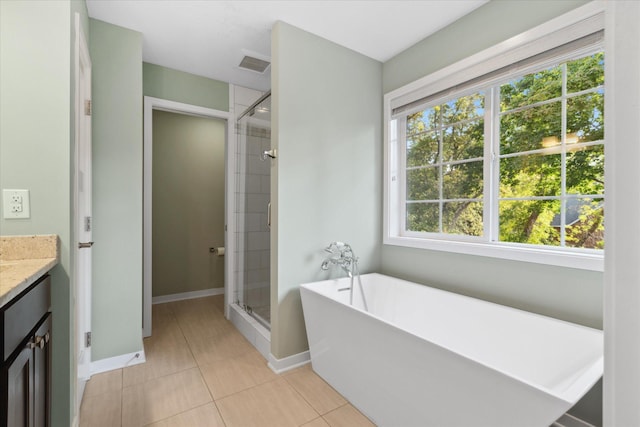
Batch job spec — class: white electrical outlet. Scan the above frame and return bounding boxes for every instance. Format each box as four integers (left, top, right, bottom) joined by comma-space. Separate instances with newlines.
2, 189, 30, 219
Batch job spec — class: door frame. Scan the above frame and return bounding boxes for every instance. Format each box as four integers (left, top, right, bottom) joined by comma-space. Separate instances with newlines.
143, 96, 233, 337
73, 11, 92, 417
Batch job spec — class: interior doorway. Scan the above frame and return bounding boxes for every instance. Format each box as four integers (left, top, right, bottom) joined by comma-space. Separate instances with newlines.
143, 97, 232, 337
152, 110, 226, 301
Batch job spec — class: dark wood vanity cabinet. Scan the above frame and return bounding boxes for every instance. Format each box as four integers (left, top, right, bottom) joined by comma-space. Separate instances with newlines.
1, 275, 52, 427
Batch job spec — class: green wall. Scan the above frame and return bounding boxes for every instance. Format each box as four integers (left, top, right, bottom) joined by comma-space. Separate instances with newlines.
143, 62, 229, 111
0, 1, 89, 425
271, 22, 382, 358
381, 1, 600, 425
89, 19, 144, 360
383, 0, 590, 93
152, 110, 226, 296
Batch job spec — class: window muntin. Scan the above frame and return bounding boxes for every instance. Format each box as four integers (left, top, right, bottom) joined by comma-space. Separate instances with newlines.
404, 91, 485, 237
397, 51, 604, 251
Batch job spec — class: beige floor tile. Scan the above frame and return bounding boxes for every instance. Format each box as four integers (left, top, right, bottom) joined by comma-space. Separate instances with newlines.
79, 389, 121, 427
177, 312, 235, 342
145, 403, 225, 427
174, 308, 219, 325
216, 378, 318, 427
83, 369, 122, 398
121, 382, 145, 427
123, 340, 196, 387
301, 417, 331, 427
152, 305, 178, 330
81, 295, 371, 427
145, 318, 188, 349
282, 363, 311, 375
152, 302, 175, 317
210, 294, 225, 311
284, 365, 346, 415
169, 296, 222, 319
122, 367, 212, 426
284, 364, 347, 415
323, 404, 376, 427
188, 328, 254, 366
199, 349, 277, 399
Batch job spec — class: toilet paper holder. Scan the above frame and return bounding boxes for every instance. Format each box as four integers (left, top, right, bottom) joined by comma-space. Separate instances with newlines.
209, 247, 225, 256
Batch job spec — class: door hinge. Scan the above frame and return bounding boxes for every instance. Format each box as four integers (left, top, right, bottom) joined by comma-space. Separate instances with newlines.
85, 332, 91, 348
84, 216, 91, 232
84, 99, 92, 116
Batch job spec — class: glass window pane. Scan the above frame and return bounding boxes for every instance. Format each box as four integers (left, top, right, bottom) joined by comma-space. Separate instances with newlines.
500, 102, 562, 154
407, 108, 439, 136
567, 52, 604, 93
407, 131, 439, 167
500, 66, 562, 112
566, 90, 604, 143
441, 92, 484, 126
407, 167, 439, 200
443, 201, 483, 236
443, 161, 483, 200
407, 203, 439, 232
500, 154, 561, 198
499, 200, 560, 246
564, 198, 604, 249
443, 119, 484, 162
566, 144, 604, 195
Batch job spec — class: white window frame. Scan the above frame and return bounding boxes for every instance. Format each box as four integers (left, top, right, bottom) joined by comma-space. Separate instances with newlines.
383, 1, 605, 271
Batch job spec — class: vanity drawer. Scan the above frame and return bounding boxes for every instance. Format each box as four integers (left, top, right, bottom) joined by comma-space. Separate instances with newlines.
2, 275, 51, 362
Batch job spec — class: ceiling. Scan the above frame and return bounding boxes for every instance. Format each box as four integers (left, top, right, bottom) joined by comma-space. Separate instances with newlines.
86, 0, 487, 92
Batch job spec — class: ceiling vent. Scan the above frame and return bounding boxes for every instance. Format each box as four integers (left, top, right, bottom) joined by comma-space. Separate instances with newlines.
238, 55, 270, 73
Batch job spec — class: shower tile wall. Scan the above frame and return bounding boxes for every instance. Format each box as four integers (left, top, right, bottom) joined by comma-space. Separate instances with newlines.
234, 86, 262, 306
238, 126, 270, 309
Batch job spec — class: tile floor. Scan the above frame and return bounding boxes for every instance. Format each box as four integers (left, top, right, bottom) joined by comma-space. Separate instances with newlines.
79, 295, 375, 427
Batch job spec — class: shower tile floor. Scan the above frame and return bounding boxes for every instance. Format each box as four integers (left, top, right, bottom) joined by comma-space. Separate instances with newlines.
79, 295, 375, 427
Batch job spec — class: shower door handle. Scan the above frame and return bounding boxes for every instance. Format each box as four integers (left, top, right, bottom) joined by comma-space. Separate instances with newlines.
267, 202, 271, 229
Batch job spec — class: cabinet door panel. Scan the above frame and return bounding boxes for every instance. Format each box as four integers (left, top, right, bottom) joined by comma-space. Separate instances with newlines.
3, 276, 50, 362
33, 314, 51, 427
7, 344, 34, 427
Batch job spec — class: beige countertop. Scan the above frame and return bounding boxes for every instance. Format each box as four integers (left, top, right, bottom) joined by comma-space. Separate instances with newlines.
0, 235, 59, 308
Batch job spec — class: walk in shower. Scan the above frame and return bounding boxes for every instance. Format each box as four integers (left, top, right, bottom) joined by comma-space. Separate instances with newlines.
235, 92, 271, 329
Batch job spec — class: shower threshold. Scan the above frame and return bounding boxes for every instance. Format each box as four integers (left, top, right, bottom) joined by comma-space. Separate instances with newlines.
230, 303, 271, 361
249, 305, 270, 330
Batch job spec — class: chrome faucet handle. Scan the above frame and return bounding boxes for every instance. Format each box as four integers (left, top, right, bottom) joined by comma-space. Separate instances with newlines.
321, 241, 357, 271
325, 241, 343, 253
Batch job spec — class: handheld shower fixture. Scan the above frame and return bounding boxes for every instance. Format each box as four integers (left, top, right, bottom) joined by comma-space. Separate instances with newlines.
320, 241, 368, 311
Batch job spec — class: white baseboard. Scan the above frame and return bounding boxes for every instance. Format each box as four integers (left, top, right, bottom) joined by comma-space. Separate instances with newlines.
268, 350, 310, 374
90, 350, 146, 375
553, 413, 597, 427
152, 287, 224, 304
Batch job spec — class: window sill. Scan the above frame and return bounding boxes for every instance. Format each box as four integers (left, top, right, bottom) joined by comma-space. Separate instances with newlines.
383, 235, 604, 272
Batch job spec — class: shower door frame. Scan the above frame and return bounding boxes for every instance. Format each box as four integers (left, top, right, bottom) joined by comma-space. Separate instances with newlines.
235, 92, 272, 328
142, 96, 234, 337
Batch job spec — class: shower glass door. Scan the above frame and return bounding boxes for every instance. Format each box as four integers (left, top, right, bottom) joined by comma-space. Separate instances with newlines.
235, 94, 271, 329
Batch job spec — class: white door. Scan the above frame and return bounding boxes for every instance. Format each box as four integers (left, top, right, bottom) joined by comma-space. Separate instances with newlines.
74, 13, 92, 412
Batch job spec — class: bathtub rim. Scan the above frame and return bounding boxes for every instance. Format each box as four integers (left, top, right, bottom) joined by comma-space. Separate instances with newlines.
300, 272, 603, 406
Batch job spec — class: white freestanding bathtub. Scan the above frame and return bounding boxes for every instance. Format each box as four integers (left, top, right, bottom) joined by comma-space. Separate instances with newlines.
300, 273, 603, 427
